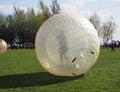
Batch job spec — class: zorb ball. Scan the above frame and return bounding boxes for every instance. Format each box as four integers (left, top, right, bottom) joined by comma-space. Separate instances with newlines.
35, 13, 100, 76
0, 39, 7, 54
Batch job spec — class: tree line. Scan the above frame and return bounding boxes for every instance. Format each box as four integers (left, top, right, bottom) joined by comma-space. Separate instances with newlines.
0, 0, 60, 44
0, 0, 117, 45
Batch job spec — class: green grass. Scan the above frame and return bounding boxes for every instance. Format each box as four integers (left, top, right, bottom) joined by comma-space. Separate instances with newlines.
0, 48, 120, 92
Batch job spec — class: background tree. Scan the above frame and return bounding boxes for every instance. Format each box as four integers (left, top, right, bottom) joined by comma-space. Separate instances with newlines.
12, 6, 27, 43
26, 8, 44, 43
0, 13, 7, 41
50, 0, 61, 15
5, 15, 15, 43
89, 13, 102, 37
102, 17, 117, 42
39, 1, 50, 20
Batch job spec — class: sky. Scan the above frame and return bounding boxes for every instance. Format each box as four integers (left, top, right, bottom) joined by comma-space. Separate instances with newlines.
0, 0, 120, 40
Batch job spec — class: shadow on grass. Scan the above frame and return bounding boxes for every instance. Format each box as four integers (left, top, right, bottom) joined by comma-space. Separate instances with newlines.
0, 72, 83, 89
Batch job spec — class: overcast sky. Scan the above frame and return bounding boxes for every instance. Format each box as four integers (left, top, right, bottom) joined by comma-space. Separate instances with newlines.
0, 0, 120, 40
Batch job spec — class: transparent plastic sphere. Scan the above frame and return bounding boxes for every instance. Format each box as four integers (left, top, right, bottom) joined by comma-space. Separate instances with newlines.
35, 13, 100, 76
0, 39, 7, 54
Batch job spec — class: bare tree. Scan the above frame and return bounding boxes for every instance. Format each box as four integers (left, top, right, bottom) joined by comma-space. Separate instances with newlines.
89, 13, 102, 37
102, 17, 117, 42
50, 0, 61, 15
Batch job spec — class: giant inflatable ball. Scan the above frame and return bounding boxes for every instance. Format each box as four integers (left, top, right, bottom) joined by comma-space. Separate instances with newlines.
35, 13, 100, 76
0, 39, 7, 54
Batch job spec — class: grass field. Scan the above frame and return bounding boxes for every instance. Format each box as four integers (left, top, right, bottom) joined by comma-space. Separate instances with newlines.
0, 48, 120, 92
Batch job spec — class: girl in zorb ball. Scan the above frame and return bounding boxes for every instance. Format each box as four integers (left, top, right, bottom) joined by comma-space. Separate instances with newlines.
35, 13, 100, 76
0, 39, 7, 54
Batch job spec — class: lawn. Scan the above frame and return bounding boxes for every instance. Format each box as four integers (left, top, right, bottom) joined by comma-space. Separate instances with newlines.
0, 48, 120, 92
